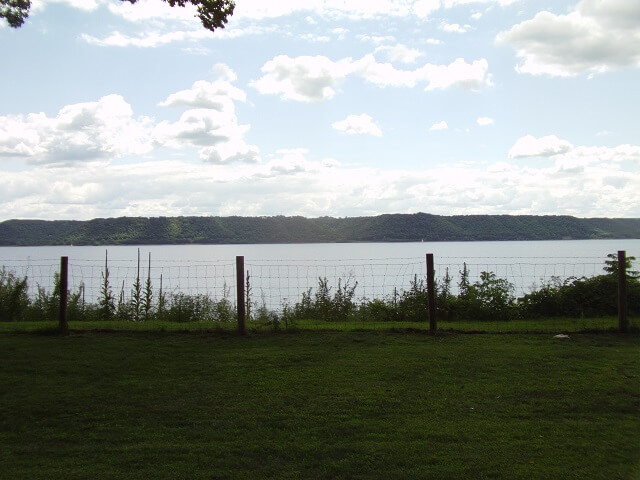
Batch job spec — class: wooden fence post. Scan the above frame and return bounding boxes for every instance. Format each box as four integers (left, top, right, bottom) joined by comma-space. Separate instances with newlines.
426, 253, 437, 333
618, 250, 628, 333
59, 256, 68, 333
236, 256, 246, 335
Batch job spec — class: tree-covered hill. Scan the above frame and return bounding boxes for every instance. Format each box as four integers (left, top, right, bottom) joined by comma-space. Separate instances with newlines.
0, 213, 638, 246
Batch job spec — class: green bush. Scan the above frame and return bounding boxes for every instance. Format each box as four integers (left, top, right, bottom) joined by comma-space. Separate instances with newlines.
0, 268, 29, 321
288, 277, 358, 322
158, 293, 235, 323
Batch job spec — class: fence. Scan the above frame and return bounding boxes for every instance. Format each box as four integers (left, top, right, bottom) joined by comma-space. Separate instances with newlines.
0, 250, 635, 333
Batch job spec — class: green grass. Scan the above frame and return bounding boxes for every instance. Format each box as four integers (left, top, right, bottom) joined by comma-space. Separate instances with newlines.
1, 315, 637, 334
1, 331, 639, 479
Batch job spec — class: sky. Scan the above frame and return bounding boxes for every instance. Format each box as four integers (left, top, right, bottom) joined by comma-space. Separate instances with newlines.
1, 0, 639, 221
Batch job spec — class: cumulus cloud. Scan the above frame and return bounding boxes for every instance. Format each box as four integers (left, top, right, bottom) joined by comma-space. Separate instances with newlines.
332, 114, 382, 137
156, 68, 260, 164
374, 44, 424, 64
416, 58, 492, 90
0, 65, 257, 167
496, 0, 640, 76
252, 54, 492, 101
430, 120, 449, 131
251, 55, 352, 102
508, 135, 574, 159
477, 116, 494, 126
158, 79, 246, 110
0, 95, 154, 165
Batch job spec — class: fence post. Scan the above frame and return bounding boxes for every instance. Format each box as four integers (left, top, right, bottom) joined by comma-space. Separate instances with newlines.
426, 253, 437, 333
236, 256, 246, 335
618, 250, 628, 333
59, 256, 68, 333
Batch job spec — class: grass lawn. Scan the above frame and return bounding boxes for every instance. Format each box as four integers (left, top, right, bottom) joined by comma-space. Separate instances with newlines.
0, 315, 638, 334
0, 331, 639, 479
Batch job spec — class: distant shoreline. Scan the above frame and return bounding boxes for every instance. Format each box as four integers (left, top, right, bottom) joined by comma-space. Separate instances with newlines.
1, 213, 639, 246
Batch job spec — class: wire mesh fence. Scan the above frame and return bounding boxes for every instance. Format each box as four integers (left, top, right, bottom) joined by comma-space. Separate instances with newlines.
0, 254, 611, 309
245, 256, 609, 312
3, 248, 636, 333
0, 257, 237, 305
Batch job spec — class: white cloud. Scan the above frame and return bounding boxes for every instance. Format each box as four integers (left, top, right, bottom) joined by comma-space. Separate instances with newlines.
105, 0, 196, 24
0, 95, 154, 165
234, 0, 434, 21
496, 0, 640, 77
251, 55, 352, 102
416, 58, 492, 90
300, 33, 331, 43
430, 120, 449, 131
0, 68, 257, 168
477, 116, 494, 126
158, 79, 246, 110
81, 23, 276, 48
332, 114, 382, 137
374, 44, 424, 64
439, 22, 471, 33
4, 141, 639, 220
358, 34, 397, 45
199, 139, 260, 165
412, 0, 441, 18
81, 29, 210, 48
352, 54, 418, 88
508, 135, 574, 159
232, 0, 515, 21
211, 63, 237, 82
156, 72, 259, 164
252, 54, 492, 101
331, 27, 349, 40
35, 0, 101, 13
444, 0, 516, 6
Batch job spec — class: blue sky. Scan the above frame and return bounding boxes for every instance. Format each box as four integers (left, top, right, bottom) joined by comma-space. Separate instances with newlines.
1, 0, 639, 220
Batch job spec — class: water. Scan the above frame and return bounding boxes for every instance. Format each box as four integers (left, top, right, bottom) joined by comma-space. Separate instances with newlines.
1, 239, 638, 310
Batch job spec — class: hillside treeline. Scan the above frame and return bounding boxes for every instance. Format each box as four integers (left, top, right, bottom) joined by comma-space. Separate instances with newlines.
0, 213, 639, 246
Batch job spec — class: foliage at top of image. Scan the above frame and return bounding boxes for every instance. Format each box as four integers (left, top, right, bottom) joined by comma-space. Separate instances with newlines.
0, 0, 234, 30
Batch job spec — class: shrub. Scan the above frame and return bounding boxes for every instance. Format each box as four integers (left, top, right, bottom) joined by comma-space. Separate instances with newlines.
0, 268, 29, 321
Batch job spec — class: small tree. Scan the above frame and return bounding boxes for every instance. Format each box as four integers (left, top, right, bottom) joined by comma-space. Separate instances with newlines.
143, 253, 153, 320
99, 251, 116, 321
604, 253, 639, 279
458, 262, 471, 297
131, 249, 142, 322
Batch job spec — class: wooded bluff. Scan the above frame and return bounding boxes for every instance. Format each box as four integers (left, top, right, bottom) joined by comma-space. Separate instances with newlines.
0, 214, 638, 246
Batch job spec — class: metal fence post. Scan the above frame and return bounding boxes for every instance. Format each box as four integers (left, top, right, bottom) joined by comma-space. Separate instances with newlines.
426, 253, 437, 333
618, 250, 628, 333
59, 256, 68, 333
236, 256, 246, 335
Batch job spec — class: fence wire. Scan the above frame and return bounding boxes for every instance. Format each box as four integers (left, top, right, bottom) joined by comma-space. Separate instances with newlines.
0, 253, 612, 313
